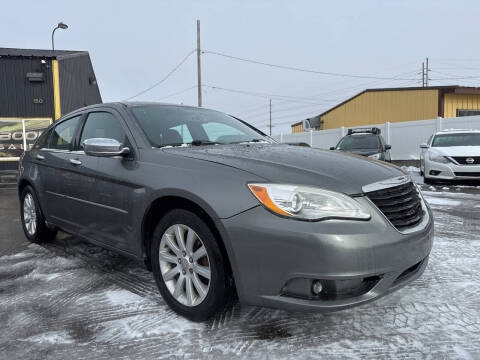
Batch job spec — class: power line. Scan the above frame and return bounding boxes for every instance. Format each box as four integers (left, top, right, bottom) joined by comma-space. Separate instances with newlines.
203, 50, 419, 81
157, 85, 198, 100
123, 49, 196, 101
236, 102, 271, 116
203, 84, 331, 105
428, 71, 480, 80
242, 102, 325, 120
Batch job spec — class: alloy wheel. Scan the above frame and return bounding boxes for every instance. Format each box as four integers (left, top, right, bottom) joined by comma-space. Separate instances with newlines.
23, 193, 37, 236
159, 224, 211, 307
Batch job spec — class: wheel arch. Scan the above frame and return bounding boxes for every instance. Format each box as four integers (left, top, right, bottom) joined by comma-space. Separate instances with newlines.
17, 178, 32, 199
141, 195, 237, 294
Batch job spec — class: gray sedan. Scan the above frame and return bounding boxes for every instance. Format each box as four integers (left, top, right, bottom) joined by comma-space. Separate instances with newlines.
18, 102, 433, 321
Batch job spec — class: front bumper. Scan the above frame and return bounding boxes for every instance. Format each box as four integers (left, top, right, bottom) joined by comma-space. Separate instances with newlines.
426, 160, 480, 180
221, 197, 434, 312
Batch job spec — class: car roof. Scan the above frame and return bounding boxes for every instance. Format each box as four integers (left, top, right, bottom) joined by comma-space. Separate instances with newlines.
348, 133, 380, 136
68, 101, 222, 114
434, 129, 480, 135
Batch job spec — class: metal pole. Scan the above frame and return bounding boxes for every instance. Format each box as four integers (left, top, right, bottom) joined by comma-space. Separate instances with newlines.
22, 120, 27, 152
422, 62, 425, 87
51, 27, 58, 50
196, 20, 202, 107
425, 57, 429, 87
269, 99, 272, 136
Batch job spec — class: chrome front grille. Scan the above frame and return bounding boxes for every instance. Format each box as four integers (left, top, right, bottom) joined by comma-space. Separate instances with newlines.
366, 181, 425, 231
451, 156, 480, 165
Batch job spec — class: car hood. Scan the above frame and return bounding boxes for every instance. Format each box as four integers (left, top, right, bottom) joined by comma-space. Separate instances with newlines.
164, 144, 405, 195
430, 146, 480, 156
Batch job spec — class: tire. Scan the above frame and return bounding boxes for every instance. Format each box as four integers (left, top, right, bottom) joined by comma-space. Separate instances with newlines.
20, 185, 57, 243
423, 176, 435, 185
151, 209, 231, 321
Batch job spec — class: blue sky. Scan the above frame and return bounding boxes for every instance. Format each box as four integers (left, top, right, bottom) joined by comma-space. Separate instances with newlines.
3, 0, 480, 133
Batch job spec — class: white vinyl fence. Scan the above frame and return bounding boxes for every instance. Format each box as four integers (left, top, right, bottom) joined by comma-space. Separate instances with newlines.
275, 115, 480, 160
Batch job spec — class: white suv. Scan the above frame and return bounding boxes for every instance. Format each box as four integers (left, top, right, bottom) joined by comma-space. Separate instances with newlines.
420, 129, 480, 182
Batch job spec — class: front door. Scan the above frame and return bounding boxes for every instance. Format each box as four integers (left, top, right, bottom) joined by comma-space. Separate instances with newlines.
62, 110, 138, 254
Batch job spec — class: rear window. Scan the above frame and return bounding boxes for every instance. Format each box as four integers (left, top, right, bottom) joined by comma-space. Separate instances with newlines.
432, 133, 480, 147
337, 135, 381, 150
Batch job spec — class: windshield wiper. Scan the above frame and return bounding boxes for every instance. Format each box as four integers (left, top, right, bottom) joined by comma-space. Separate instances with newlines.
190, 140, 222, 146
229, 138, 270, 144
157, 142, 189, 148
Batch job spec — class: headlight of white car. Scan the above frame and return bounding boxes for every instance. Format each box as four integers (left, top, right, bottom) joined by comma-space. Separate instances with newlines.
248, 183, 371, 221
368, 153, 381, 160
428, 151, 450, 164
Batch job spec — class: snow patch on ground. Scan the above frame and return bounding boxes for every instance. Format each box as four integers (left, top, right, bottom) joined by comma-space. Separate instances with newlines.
104, 289, 144, 306
401, 166, 420, 173
26, 331, 74, 345
424, 197, 462, 206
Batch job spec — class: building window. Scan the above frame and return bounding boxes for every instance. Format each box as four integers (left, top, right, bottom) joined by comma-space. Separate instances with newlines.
457, 109, 480, 117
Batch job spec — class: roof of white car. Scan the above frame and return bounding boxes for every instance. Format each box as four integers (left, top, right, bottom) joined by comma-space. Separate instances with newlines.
435, 129, 480, 135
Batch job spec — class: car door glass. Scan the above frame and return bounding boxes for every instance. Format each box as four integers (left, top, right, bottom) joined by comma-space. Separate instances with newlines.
169, 124, 193, 143
33, 128, 52, 149
48, 116, 81, 150
427, 135, 433, 146
202, 122, 244, 143
79, 112, 127, 149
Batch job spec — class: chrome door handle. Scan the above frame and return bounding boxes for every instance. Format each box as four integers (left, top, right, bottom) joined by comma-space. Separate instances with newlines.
36, 154, 45, 161
69, 158, 82, 166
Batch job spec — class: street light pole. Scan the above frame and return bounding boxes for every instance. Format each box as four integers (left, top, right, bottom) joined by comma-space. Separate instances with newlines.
196, 20, 202, 107
51, 22, 68, 50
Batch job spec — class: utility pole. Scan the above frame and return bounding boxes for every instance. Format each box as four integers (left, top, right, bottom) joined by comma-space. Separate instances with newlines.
196, 20, 202, 107
269, 99, 272, 136
425, 57, 429, 87
422, 62, 425, 87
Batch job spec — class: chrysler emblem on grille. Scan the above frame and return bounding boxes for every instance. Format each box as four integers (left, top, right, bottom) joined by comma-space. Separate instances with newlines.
466, 157, 475, 164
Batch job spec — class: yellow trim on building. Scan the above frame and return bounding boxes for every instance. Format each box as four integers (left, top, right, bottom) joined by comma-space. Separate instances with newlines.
0, 117, 53, 123
443, 93, 480, 118
52, 60, 62, 120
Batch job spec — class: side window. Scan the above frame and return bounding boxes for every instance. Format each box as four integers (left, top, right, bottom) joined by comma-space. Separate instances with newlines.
48, 115, 81, 150
428, 135, 434, 146
79, 112, 127, 149
33, 128, 52, 149
201, 122, 243, 142
169, 124, 193, 143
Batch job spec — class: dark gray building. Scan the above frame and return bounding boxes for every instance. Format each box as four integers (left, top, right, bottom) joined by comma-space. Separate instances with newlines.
0, 48, 102, 169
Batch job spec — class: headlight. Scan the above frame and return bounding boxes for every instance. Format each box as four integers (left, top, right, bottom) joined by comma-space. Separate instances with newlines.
247, 183, 371, 221
428, 151, 450, 164
368, 153, 381, 160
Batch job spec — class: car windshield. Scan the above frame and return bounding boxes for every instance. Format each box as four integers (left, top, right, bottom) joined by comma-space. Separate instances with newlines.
337, 135, 380, 150
130, 105, 269, 147
432, 133, 480, 147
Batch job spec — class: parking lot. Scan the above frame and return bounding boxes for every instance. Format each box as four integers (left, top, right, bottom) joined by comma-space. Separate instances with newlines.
1, 168, 479, 359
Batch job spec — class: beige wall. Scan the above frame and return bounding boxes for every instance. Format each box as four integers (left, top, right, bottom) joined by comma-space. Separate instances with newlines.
291, 123, 303, 133
321, 89, 439, 129
443, 93, 480, 118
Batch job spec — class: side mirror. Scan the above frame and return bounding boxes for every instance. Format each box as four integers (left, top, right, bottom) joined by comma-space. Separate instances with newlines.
83, 138, 130, 157
329, 146, 335, 150
420, 143, 429, 149
384, 144, 391, 150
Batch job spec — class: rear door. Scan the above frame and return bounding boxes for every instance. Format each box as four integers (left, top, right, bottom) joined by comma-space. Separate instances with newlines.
62, 109, 139, 254
30, 115, 83, 226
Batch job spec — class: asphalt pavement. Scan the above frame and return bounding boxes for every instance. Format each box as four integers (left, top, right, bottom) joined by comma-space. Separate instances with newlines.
0, 173, 479, 359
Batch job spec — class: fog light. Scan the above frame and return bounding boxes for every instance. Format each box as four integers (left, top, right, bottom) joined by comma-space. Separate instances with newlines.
312, 280, 323, 295
429, 170, 441, 176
